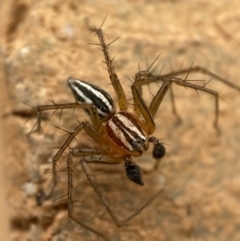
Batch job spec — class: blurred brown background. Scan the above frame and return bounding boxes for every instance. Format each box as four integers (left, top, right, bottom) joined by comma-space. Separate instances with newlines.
1, 0, 240, 241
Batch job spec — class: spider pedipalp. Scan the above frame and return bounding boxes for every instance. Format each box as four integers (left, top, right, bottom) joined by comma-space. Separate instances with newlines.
149, 136, 166, 159
125, 160, 144, 186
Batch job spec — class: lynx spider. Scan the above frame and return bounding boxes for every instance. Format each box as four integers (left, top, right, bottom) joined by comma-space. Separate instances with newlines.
32, 18, 240, 240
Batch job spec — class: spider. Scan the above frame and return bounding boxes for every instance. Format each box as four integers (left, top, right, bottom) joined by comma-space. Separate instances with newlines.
32, 18, 240, 240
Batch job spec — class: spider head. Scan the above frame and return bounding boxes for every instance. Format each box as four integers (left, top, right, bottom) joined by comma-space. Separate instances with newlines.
106, 112, 149, 157
125, 160, 144, 186
129, 135, 149, 155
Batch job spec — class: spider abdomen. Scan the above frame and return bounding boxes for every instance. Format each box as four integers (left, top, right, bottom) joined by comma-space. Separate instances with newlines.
68, 78, 115, 118
106, 112, 149, 156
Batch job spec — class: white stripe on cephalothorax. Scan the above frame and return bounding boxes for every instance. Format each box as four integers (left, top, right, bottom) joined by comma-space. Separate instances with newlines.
108, 119, 133, 151
107, 113, 147, 152
116, 113, 146, 140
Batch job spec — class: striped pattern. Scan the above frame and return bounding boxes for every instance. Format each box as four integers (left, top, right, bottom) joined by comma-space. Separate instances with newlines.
106, 112, 148, 155
68, 78, 115, 118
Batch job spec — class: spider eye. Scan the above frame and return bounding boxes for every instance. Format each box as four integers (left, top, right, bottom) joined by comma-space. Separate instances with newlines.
125, 161, 144, 186
152, 142, 165, 159
130, 136, 145, 149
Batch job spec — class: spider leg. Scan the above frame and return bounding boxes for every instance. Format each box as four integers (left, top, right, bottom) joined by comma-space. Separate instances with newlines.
132, 73, 143, 117
78, 156, 164, 229
34, 102, 101, 131
43, 121, 104, 202
172, 78, 220, 133
134, 66, 240, 133
169, 86, 182, 123
90, 25, 128, 111
67, 149, 163, 240
71, 148, 109, 157
132, 73, 173, 134
165, 66, 240, 127
157, 65, 240, 123
67, 152, 109, 241
133, 55, 181, 121
136, 71, 224, 133
160, 65, 240, 92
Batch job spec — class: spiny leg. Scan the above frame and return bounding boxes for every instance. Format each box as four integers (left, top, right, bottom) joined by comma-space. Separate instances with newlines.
132, 71, 174, 134
157, 64, 240, 125
133, 54, 161, 118
34, 102, 101, 131
173, 77, 220, 132
68, 149, 163, 239
67, 152, 109, 241
160, 65, 240, 92
134, 63, 240, 132
89, 18, 128, 111
80, 157, 164, 229
169, 86, 182, 123
32, 102, 79, 132
132, 57, 180, 133
133, 66, 143, 118
133, 55, 181, 122
43, 121, 103, 201
72, 149, 147, 186
134, 74, 180, 120
134, 69, 231, 133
